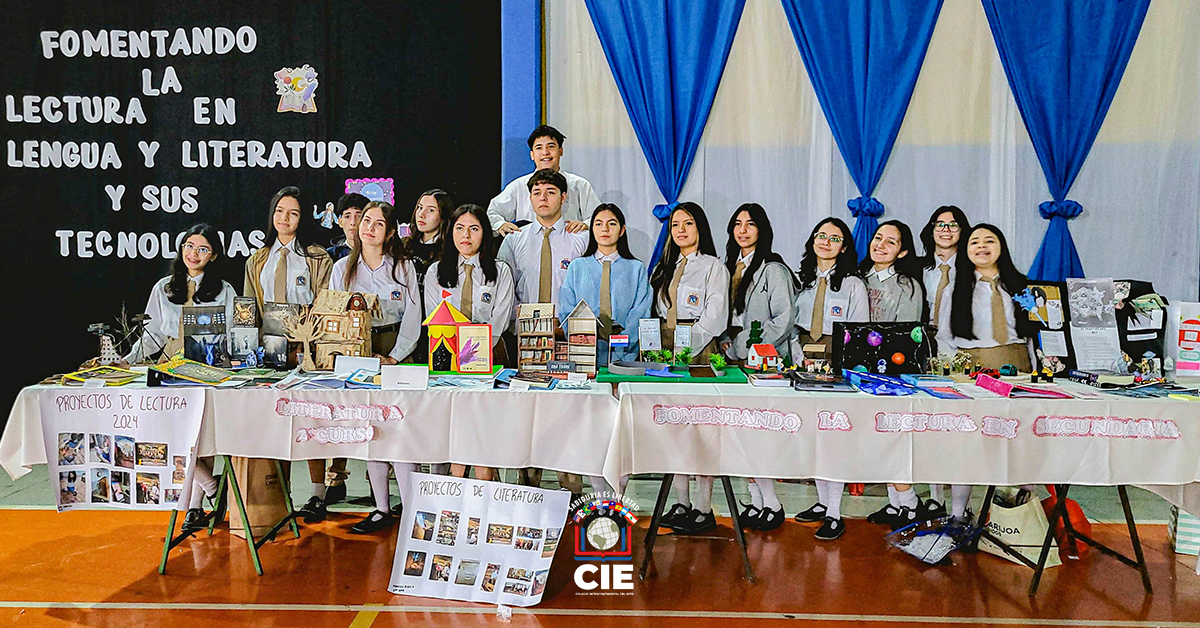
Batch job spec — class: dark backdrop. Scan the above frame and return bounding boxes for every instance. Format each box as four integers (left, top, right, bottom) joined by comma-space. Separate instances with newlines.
0, 1, 502, 419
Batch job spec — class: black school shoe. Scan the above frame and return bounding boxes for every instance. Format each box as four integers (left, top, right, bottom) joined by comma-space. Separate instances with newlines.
673, 509, 717, 534
794, 502, 827, 523
918, 498, 947, 521
350, 510, 395, 534
324, 482, 347, 506
736, 503, 762, 529
867, 503, 902, 525
889, 505, 919, 531
814, 517, 845, 541
755, 506, 785, 531
181, 508, 211, 534
658, 503, 691, 529
298, 495, 328, 523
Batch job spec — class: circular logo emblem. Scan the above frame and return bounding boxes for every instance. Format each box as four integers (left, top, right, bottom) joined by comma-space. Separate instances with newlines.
585, 517, 621, 551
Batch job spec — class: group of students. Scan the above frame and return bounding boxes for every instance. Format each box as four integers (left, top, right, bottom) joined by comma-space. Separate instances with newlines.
123, 124, 1038, 541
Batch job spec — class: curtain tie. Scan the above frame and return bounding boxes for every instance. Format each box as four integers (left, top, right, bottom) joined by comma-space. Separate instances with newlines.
1038, 199, 1082, 220
847, 196, 885, 218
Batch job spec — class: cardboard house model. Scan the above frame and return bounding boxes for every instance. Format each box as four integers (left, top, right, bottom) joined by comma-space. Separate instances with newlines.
566, 301, 598, 375
746, 343, 779, 371
517, 303, 556, 373
311, 289, 380, 369
423, 299, 470, 372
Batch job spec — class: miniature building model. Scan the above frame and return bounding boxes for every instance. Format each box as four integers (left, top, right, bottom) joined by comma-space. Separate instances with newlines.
747, 343, 780, 371
310, 289, 380, 369
565, 301, 598, 375
423, 298, 471, 372
517, 303, 556, 373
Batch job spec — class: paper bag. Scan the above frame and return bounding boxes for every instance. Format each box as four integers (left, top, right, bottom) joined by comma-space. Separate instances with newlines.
979, 495, 1062, 568
226, 457, 289, 539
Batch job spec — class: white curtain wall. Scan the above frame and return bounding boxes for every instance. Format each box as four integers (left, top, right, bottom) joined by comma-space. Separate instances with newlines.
544, 0, 1200, 300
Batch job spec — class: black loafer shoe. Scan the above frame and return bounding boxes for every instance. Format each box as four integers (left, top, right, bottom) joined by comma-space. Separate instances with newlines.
674, 509, 717, 534
389, 503, 403, 518
181, 508, 210, 534
794, 502, 827, 523
756, 506, 785, 531
350, 510, 395, 534
298, 495, 327, 523
867, 503, 902, 525
324, 483, 347, 506
918, 498, 947, 521
889, 506, 920, 531
736, 503, 762, 529
658, 503, 691, 529
814, 516, 845, 541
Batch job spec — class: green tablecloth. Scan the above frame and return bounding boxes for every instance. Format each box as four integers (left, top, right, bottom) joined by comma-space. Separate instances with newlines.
595, 366, 749, 384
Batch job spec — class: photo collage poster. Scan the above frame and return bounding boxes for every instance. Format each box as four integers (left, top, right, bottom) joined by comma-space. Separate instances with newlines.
39, 389, 205, 512
388, 472, 570, 607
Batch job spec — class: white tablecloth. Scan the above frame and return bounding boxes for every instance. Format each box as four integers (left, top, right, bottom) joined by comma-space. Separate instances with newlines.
2, 384, 618, 480
602, 382, 1200, 491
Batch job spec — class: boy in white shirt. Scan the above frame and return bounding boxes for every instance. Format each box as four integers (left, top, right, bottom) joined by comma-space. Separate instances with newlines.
488, 125, 600, 235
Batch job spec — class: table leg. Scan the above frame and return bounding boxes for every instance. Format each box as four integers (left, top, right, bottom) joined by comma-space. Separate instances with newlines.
274, 459, 301, 539
1028, 484, 1068, 596
207, 470, 229, 536
1118, 485, 1153, 594
225, 455, 264, 576
158, 509, 178, 575
638, 474, 673, 581
968, 485, 998, 552
720, 476, 754, 582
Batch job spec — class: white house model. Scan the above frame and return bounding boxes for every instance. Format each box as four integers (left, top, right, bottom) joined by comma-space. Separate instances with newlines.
746, 343, 779, 371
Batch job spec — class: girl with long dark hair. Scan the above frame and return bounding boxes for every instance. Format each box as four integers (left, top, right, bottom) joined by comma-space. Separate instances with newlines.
649, 202, 730, 535
919, 206, 972, 327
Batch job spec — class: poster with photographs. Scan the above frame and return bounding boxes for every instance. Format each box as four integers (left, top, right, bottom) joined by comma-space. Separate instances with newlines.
388, 472, 570, 607
39, 389, 205, 512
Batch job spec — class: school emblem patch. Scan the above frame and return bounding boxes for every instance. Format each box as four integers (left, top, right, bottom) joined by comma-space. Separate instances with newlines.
561, 258, 571, 270
481, 292, 492, 303
831, 305, 843, 317
295, 276, 307, 287
686, 293, 700, 306
391, 290, 403, 300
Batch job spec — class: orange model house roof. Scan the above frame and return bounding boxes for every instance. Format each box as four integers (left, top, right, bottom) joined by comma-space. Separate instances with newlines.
751, 343, 779, 357
423, 299, 470, 326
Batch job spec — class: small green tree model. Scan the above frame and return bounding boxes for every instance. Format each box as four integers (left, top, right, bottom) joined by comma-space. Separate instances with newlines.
708, 353, 727, 371
745, 320, 764, 348
674, 347, 693, 366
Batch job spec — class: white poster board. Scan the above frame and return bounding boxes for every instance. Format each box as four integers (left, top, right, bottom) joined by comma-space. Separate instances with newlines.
388, 472, 570, 606
39, 388, 205, 512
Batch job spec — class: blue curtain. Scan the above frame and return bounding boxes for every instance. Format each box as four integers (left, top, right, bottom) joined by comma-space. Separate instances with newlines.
584, 0, 746, 271
780, 0, 943, 261
981, 0, 1151, 281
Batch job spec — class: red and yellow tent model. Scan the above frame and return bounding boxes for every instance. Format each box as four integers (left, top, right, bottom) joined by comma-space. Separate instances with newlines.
423, 296, 470, 372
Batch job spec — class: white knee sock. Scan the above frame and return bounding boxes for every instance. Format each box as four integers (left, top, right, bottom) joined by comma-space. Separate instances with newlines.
430, 463, 449, 475
695, 476, 715, 513
898, 488, 919, 509
814, 479, 829, 507
588, 476, 610, 494
887, 485, 900, 508
747, 480, 763, 508
930, 484, 945, 504
757, 479, 781, 510
393, 463, 415, 507
367, 461, 392, 513
311, 482, 327, 499
823, 481, 844, 519
951, 484, 973, 518
188, 456, 217, 509
672, 475, 691, 508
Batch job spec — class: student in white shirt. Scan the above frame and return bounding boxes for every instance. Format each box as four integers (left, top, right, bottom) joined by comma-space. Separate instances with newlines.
791, 217, 868, 542
327, 201, 423, 534
935, 223, 1034, 524
920, 206, 972, 332
650, 202, 730, 535
403, 189, 452, 366
488, 125, 600, 235
425, 204, 516, 482
858, 220, 948, 530
126, 224, 235, 534
496, 169, 589, 493
717, 204, 796, 532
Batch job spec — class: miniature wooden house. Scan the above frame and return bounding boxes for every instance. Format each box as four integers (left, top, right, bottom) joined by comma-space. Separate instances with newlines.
423, 299, 470, 372
566, 301, 598, 375
517, 303, 556, 373
310, 289, 380, 369
747, 343, 779, 371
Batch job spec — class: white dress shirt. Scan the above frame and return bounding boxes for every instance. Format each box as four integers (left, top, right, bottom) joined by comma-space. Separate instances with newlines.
794, 266, 870, 336
259, 238, 315, 305
496, 216, 589, 313
934, 270, 1020, 350
654, 252, 730, 351
329, 255, 422, 361
424, 255, 516, 345
486, 170, 602, 231
924, 253, 957, 319
729, 251, 754, 328
865, 265, 924, 323
124, 273, 237, 362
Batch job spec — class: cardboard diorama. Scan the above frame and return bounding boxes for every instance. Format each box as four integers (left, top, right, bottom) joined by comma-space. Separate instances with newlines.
517, 303, 556, 373
1019, 281, 1076, 373
181, 305, 228, 367
832, 322, 933, 375
229, 296, 261, 366
422, 299, 493, 374
262, 302, 302, 368
310, 289, 380, 369
566, 301, 597, 375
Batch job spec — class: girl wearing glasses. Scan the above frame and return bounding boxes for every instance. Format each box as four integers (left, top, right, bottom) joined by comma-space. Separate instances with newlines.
650, 202, 730, 535
791, 217, 868, 541
919, 206, 972, 329
934, 224, 1034, 524
124, 223, 236, 535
